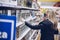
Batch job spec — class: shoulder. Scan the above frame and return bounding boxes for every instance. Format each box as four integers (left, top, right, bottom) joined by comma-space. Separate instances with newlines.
39, 19, 53, 26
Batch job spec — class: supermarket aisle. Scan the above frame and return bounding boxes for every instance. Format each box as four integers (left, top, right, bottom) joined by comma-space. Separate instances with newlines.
0, 0, 60, 40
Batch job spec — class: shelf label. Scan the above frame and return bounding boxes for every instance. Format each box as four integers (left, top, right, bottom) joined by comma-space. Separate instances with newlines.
0, 15, 16, 40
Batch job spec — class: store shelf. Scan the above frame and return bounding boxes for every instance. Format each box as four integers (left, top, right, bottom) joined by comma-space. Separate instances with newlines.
0, 3, 40, 11
0, 0, 40, 40
16, 21, 24, 27
29, 30, 37, 40
17, 28, 31, 40
19, 7, 40, 11
16, 16, 36, 27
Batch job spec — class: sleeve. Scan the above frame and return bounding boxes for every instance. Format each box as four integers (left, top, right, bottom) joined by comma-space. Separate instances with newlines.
25, 21, 44, 30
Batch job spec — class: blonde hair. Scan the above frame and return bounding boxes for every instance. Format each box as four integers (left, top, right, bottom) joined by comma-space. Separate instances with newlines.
46, 9, 58, 30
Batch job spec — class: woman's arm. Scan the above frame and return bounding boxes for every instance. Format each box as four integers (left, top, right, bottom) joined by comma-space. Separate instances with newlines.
25, 22, 44, 30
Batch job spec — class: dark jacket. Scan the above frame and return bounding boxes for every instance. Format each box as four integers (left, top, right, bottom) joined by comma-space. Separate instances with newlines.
25, 19, 58, 40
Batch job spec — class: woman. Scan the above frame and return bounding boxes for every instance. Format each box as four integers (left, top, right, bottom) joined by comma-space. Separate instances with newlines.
25, 10, 59, 40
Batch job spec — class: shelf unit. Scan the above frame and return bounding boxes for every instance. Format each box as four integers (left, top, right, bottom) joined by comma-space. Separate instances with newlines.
0, 8, 40, 40
15, 9, 40, 40
17, 27, 31, 40
29, 30, 38, 40
0, 0, 40, 40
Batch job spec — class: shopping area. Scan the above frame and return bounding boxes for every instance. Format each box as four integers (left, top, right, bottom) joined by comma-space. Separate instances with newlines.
0, 0, 60, 40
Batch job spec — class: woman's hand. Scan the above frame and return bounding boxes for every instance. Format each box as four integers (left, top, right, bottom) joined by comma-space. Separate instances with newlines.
21, 18, 25, 22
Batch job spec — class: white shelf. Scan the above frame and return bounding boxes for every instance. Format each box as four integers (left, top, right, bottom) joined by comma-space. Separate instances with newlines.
17, 6, 40, 11
16, 17, 37, 40
35, 35, 38, 40
0, 1, 40, 40
16, 21, 24, 27
0, 3, 40, 11
16, 16, 36, 27
17, 28, 31, 40
29, 30, 37, 40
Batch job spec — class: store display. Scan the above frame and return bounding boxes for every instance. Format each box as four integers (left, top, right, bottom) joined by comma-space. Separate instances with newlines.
21, 30, 33, 40
21, 30, 39, 40
19, 25, 28, 35
0, 0, 40, 40
31, 31, 38, 40
15, 9, 40, 40
1, 0, 60, 40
